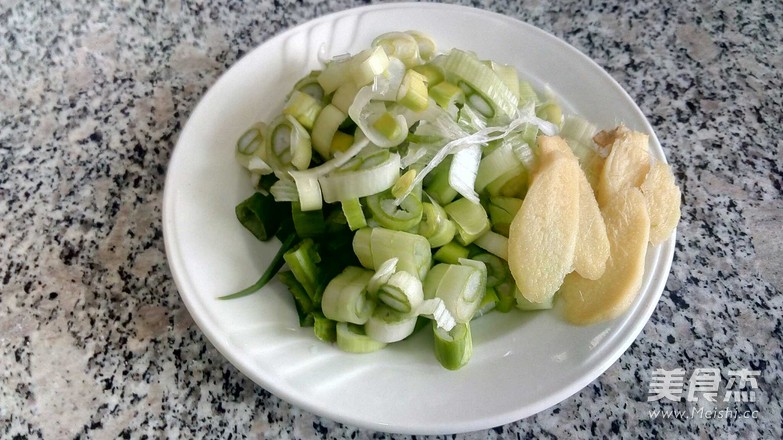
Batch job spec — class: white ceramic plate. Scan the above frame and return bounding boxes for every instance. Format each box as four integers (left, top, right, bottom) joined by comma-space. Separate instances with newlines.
163, 3, 674, 434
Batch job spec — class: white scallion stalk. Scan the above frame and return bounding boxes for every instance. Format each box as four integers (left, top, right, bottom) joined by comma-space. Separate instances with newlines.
317, 56, 354, 94
475, 140, 523, 193
351, 46, 391, 87
417, 297, 456, 331
365, 306, 418, 343
352, 227, 432, 280
444, 198, 490, 245
321, 266, 376, 325
367, 258, 398, 295
319, 153, 401, 203
473, 230, 509, 260
423, 263, 485, 323
336, 322, 387, 353
311, 104, 347, 159
378, 271, 424, 314
269, 177, 299, 202
448, 143, 482, 204
372, 32, 421, 67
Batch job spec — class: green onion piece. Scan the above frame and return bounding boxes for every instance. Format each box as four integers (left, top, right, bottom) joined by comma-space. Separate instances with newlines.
517, 80, 539, 108
418, 202, 456, 248
475, 137, 524, 193
372, 32, 421, 67
336, 322, 387, 353
218, 232, 298, 300
283, 238, 321, 302
440, 49, 518, 119
473, 230, 509, 260
234, 192, 282, 241
378, 271, 424, 314
412, 63, 444, 86
474, 286, 499, 318
367, 257, 398, 295
365, 305, 418, 343
536, 101, 562, 128
330, 131, 354, 154
417, 297, 456, 331
423, 158, 458, 205
292, 70, 325, 102
311, 104, 347, 160
264, 115, 312, 171
433, 241, 469, 264
286, 115, 312, 170
391, 169, 417, 200
291, 201, 326, 238
423, 263, 484, 323
490, 61, 520, 101
353, 227, 432, 280
236, 122, 267, 156
366, 190, 423, 232
444, 198, 491, 245
277, 270, 314, 327
397, 69, 429, 112
331, 81, 360, 114
320, 152, 401, 203
341, 198, 367, 231
472, 253, 509, 288
321, 266, 376, 324
429, 81, 464, 109
406, 30, 437, 61
313, 312, 337, 343
351, 46, 390, 87
487, 197, 522, 237
317, 56, 354, 94
433, 321, 472, 370
283, 90, 323, 130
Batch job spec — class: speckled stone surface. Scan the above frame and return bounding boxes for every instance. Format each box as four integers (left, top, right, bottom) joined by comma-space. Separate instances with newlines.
1, 0, 781, 438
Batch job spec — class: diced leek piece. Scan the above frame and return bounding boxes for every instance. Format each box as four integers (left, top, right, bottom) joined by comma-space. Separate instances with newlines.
341, 198, 367, 231
291, 201, 326, 238
283, 238, 321, 302
487, 196, 523, 237
412, 63, 444, 86
372, 111, 405, 140
429, 81, 464, 109
367, 257, 398, 295
440, 49, 518, 119
536, 101, 563, 128
433, 321, 472, 370
419, 202, 456, 248
277, 270, 314, 327
366, 190, 423, 232
515, 288, 555, 311
330, 131, 354, 153
378, 271, 424, 314
311, 104, 347, 159
517, 80, 538, 107
365, 305, 418, 343
372, 32, 421, 67
283, 90, 323, 129
292, 70, 325, 102
391, 169, 417, 200
331, 81, 360, 114
433, 241, 469, 264
234, 192, 282, 241
474, 286, 499, 319
264, 115, 312, 171
352, 227, 432, 280
397, 69, 429, 112
423, 263, 484, 323
494, 279, 515, 313
288, 170, 323, 211
318, 57, 354, 94
423, 158, 458, 205
336, 322, 386, 353
319, 153, 400, 203
321, 266, 376, 324
444, 198, 490, 245
313, 312, 337, 343
406, 30, 437, 61
475, 136, 524, 193
351, 46, 390, 87
490, 61, 520, 100
237, 122, 266, 155
472, 253, 509, 288
473, 230, 509, 260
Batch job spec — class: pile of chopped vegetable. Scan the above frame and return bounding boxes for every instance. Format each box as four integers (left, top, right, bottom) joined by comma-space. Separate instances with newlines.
223, 31, 625, 370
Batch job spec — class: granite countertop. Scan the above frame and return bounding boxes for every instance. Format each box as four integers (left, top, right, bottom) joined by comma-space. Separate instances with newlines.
1, 0, 781, 438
